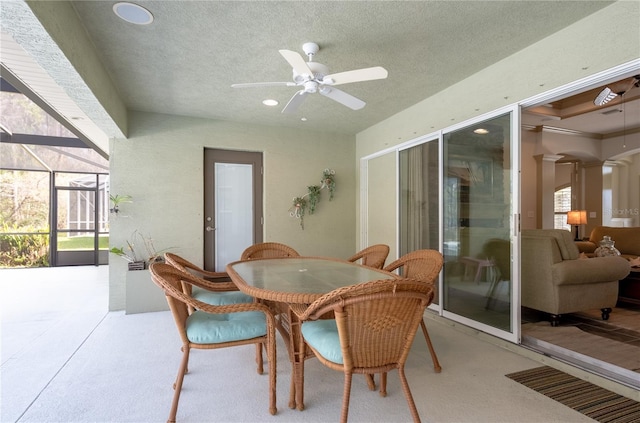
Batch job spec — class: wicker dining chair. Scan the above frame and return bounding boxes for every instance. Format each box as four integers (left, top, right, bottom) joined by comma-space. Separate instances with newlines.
240, 242, 301, 340
240, 242, 300, 260
165, 252, 230, 281
347, 244, 392, 391
384, 249, 444, 373
149, 263, 277, 422
164, 253, 252, 313
347, 244, 390, 269
296, 278, 434, 423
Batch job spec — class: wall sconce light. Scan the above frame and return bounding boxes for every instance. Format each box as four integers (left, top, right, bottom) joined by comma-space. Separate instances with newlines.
566, 210, 587, 241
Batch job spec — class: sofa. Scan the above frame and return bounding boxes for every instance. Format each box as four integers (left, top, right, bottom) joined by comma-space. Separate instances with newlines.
575, 226, 640, 260
521, 229, 631, 326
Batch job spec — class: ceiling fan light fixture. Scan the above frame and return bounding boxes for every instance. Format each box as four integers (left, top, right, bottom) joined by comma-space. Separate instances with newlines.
593, 87, 617, 106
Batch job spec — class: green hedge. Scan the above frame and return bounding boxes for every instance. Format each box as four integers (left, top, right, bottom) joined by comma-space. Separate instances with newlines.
0, 233, 49, 267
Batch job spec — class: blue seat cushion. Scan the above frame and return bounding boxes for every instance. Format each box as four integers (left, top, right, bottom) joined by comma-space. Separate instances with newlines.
186, 310, 266, 344
192, 287, 252, 305
301, 319, 343, 364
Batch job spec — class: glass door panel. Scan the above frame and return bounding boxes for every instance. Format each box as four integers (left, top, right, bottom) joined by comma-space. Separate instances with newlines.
214, 163, 253, 271
399, 138, 440, 304
442, 113, 513, 332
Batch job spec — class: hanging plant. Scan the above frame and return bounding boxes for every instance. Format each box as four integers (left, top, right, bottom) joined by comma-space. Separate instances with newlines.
307, 185, 321, 214
289, 196, 307, 229
321, 168, 336, 200
288, 169, 336, 230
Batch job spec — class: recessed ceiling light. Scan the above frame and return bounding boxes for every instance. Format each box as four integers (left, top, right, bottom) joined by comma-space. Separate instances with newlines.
113, 2, 154, 25
262, 99, 279, 106
301, 117, 307, 122
474, 128, 489, 134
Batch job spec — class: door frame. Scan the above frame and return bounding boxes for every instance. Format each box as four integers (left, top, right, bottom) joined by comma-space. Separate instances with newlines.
203, 148, 263, 271
52, 172, 107, 266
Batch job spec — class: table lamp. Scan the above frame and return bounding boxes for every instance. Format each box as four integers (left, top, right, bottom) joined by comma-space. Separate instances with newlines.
567, 210, 587, 241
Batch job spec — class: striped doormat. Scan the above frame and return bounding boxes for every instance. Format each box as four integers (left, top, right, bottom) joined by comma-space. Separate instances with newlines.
506, 366, 640, 423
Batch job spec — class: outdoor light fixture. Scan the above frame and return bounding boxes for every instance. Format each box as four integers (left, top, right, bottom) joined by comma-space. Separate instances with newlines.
566, 210, 587, 241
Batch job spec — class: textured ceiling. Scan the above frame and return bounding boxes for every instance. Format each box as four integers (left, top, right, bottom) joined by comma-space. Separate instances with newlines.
62, 0, 615, 136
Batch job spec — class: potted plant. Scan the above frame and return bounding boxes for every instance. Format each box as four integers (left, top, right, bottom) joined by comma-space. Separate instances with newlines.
110, 230, 170, 270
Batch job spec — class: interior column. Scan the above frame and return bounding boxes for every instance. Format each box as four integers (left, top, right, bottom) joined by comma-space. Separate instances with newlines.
535, 154, 562, 229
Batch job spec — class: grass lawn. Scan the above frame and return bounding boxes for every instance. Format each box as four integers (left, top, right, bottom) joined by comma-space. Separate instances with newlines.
58, 235, 109, 250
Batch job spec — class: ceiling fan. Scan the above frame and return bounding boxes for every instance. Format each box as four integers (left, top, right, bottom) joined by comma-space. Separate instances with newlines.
231, 42, 388, 114
593, 75, 640, 106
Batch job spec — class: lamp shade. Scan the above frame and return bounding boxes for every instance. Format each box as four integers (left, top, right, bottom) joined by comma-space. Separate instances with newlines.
567, 210, 587, 225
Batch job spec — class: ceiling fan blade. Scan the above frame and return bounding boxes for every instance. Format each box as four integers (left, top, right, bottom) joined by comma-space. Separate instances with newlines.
323, 66, 388, 86
231, 82, 296, 88
282, 90, 308, 114
319, 87, 366, 110
279, 49, 313, 78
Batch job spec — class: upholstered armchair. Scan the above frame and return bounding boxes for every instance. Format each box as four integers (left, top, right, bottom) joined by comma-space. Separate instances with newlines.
521, 229, 630, 326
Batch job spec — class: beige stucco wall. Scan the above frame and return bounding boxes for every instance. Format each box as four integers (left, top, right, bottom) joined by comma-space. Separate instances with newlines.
355, 1, 640, 247
365, 152, 399, 260
108, 111, 355, 310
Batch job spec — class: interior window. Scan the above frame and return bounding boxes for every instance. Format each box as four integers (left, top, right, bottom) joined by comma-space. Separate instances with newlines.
554, 186, 571, 230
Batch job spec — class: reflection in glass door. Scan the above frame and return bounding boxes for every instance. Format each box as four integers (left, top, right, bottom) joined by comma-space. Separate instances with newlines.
442, 113, 514, 333
399, 139, 440, 305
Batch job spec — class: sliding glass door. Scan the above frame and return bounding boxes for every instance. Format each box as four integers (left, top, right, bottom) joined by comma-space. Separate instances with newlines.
397, 110, 518, 340
399, 138, 440, 305
442, 112, 517, 337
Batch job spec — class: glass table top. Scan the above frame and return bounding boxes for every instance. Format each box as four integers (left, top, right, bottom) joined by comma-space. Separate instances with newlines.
228, 257, 395, 295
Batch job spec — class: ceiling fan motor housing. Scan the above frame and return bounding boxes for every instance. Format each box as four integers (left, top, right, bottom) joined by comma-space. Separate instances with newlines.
292, 61, 329, 84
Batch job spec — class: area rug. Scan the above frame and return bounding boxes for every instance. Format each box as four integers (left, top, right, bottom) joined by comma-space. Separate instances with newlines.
506, 366, 640, 423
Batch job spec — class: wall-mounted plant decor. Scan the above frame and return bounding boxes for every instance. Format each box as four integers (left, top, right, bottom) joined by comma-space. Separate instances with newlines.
321, 168, 336, 199
110, 194, 132, 214
307, 185, 321, 213
289, 168, 336, 229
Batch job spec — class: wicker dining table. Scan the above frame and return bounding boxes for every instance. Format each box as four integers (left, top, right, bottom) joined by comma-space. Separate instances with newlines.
226, 256, 398, 411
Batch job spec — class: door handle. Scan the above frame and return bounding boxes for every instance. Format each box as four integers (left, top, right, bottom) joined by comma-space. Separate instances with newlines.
206, 226, 216, 232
